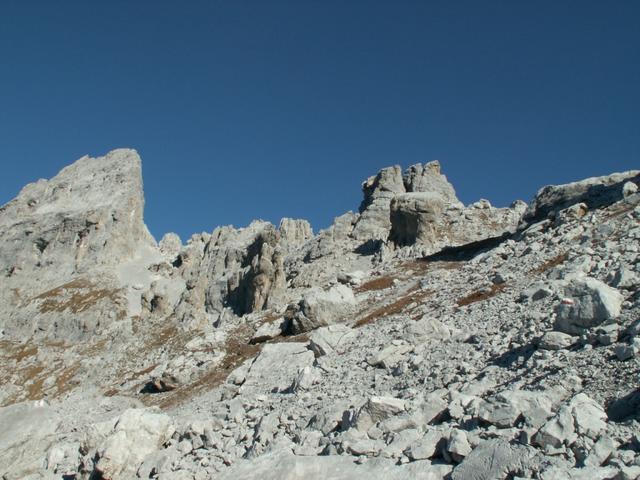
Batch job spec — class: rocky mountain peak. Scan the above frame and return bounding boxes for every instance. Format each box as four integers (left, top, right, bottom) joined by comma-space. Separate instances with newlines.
1, 149, 640, 480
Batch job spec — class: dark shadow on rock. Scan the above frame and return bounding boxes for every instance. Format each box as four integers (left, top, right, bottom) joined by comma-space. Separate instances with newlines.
607, 389, 640, 422
354, 239, 384, 256
420, 232, 513, 263
139, 382, 167, 394
489, 344, 536, 370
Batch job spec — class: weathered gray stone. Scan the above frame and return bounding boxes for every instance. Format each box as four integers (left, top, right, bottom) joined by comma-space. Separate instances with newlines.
352, 396, 406, 432
407, 429, 446, 460
447, 429, 472, 462
554, 277, 623, 334
94, 408, 174, 480
523, 170, 640, 223
451, 439, 540, 480
389, 192, 446, 247
308, 324, 355, 357
534, 405, 576, 450
569, 393, 607, 440
538, 331, 575, 350
0, 401, 61, 480
289, 284, 356, 333
217, 448, 452, 480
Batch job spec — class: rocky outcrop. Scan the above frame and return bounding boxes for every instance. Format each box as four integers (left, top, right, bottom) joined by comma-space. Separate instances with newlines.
93, 408, 174, 479
0, 149, 161, 339
352, 166, 406, 241
279, 218, 313, 249
523, 170, 640, 223
350, 160, 525, 253
390, 196, 526, 249
0, 149, 154, 278
352, 161, 463, 242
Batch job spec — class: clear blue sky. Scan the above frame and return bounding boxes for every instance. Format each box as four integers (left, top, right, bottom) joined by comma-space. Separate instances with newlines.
1, 1, 638, 241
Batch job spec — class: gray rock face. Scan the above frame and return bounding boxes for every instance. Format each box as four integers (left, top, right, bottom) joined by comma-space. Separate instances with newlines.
0, 149, 153, 277
352, 160, 524, 252
390, 196, 526, 250
403, 161, 460, 201
352, 165, 405, 241
389, 192, 446, 246
217, 448, 452, 480
0, 401, 61, 480
554, 277, 623, 335
174, 221, 287, 325
279, 218, 313, 249
538, 331, 575, 350
288, 284, 356, 333
93, 408, 174, 480
352, 161, 463, 242
0, 149, 157, 339
451, 439, 540, 480
523, 170, 640, 223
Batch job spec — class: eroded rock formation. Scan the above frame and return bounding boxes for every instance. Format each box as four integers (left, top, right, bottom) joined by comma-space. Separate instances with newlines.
1, 149, 639, 480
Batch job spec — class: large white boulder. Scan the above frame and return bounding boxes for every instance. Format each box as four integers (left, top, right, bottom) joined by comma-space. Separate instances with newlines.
94, 408, 174, 480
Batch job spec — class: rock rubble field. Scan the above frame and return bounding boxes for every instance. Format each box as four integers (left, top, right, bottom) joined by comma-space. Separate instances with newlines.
0, 149, 639, 479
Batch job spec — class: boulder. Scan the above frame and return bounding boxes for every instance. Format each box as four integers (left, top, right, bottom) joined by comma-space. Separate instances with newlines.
569, 393, 607, 440
451, 439, 540, 480
94, 408, 174, 480
308, 324, 355, 357
407, 429, 447, 460
351, 396, 406, 432
240, 342, 315, 394
534, 405, 575, 450
447, 429, 472, 462
554, 277, 623, 335
615, 339, 640, 361
289, 285, 356, 333
250, 317, 287, 344
538, 331, 575, 350
405, 317, 453, 342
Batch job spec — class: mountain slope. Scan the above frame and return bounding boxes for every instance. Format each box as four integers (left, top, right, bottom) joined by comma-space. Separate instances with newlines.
0, 150, 639, 479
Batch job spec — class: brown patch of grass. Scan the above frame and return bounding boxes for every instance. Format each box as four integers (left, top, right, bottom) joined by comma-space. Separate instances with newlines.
271, 332, 310, 344
144, 323, 262, 410
456, 283, 506, 307
23, 365, 46, 400
123, 363, 158, 384
355, 275, 397, 293
0, 342, 39, 362
33, 278, 124, 317
54, 364, 80, 397
531, 252, 568, 274
354, 287, 431, 328
402, 259, 464, 274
